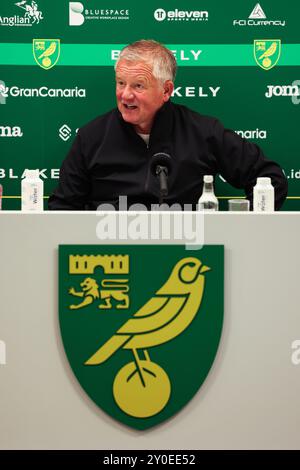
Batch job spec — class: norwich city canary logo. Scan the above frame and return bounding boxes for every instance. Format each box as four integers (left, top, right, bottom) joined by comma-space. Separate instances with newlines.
33, 39, 60, 70
59, 245, 224, 429
254, 39, 281, 70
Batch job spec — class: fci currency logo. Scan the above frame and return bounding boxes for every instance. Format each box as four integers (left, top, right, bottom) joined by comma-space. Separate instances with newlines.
254, 39, 281, 70
59, 245, 224, 429
33, 39, 60, 70
249, 3, 266, 18
233, 3, 286, 27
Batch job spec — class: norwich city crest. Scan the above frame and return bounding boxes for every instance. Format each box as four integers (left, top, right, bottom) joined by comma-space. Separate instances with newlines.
254, 39, 281, 70
33, 39, 60, 69
59, 245, 224, 430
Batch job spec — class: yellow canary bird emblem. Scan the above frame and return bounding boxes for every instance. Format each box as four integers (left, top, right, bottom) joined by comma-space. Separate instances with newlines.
85, 257, 210, 418
254, 39, 281, 70
38, 41, 57, 59
259, 41, 277, 60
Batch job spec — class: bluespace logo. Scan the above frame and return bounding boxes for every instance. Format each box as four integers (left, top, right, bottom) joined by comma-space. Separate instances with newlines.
69, 2, 130, 26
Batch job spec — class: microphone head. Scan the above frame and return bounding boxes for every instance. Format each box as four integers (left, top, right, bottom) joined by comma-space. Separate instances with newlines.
150, 152, 172, 176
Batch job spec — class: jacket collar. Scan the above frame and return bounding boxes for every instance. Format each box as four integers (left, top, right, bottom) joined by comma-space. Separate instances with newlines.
116, 101, 174, 152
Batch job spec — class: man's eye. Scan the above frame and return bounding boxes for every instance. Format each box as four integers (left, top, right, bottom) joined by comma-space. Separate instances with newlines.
117, 81, 124, 86
135, 84, 143, 89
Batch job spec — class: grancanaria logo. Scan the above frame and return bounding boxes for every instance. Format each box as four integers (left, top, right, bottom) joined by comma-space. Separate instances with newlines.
59, 245, 224, 429
33, 39, 60, 70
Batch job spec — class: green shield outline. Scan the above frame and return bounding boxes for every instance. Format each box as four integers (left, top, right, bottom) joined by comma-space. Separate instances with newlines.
253, 39, 281, 70
59, 244, 224, 430
32, 38, 60, 70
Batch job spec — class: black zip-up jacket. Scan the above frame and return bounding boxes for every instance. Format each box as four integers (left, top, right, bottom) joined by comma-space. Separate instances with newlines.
48, 101, 288, 210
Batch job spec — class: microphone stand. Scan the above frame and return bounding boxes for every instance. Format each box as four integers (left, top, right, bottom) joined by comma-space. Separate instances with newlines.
155, 165, 169, 204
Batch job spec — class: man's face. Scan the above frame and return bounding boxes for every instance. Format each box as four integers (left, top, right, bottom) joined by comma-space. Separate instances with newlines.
116, 59, 173, 134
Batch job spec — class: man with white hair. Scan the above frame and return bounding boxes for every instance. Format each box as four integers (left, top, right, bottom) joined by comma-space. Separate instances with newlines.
48, 40, 287, 210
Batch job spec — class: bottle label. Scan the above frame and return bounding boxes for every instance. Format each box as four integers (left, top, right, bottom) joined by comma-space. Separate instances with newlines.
21, 181, 43, 211
254, 188, 274, 212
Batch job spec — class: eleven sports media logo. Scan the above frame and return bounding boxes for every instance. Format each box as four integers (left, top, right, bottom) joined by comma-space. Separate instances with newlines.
154, 8, 208, 22
59, 245, 224, 429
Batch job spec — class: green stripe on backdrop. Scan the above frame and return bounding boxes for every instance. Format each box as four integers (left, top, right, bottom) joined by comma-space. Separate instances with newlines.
0, 43, 300, 66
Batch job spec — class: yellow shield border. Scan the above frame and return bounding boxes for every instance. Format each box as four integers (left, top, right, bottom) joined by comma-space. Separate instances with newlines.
32, 39, 61, 70
253, 39, 281, 71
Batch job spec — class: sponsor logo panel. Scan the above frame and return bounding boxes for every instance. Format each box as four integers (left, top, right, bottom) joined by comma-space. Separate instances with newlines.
233, 3, 286, 27
69, 2, 130, 26
0, 81, 86, 102
265, 83, 300, 100
0, 0, 44, 27
0, 168, 60, 180
154, 8, 209, 22
0, 125, 23, 137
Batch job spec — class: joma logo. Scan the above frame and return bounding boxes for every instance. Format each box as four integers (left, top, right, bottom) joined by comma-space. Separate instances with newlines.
0, 126, 23, 137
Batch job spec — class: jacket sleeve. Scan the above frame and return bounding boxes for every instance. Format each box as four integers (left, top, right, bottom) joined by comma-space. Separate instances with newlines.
48, 132, 90, 210
210, 119, 288, 210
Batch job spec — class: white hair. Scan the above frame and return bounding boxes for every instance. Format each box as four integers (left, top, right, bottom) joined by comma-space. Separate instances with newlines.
115, 39, 177, 84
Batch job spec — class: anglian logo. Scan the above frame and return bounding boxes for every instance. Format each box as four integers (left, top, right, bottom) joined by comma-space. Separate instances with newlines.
33, 39, 60, 70
59, 245, 224, 429
0, 0, 43, 27
254, 39, 281, 70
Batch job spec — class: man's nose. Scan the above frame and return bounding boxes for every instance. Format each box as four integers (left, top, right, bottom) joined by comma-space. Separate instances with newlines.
122, 85, 134, 100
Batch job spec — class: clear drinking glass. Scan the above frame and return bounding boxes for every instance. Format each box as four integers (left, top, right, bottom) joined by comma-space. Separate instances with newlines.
228, 199, 250, 211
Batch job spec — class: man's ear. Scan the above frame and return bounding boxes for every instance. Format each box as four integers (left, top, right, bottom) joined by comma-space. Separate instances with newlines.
163, 80, 174, 102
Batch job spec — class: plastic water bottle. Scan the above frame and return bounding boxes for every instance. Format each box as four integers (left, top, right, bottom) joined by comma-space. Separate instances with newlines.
21, 169, 44, 211
253, 177, 274, 212
198, 175, 219, 211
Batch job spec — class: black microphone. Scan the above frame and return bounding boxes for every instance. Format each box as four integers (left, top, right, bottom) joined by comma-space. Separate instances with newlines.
150, 153, 172, 204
